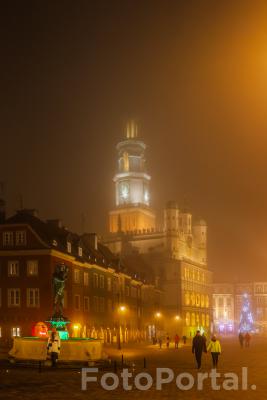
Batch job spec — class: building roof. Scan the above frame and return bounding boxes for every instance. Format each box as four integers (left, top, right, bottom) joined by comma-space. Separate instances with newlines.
2, 209, 155, 283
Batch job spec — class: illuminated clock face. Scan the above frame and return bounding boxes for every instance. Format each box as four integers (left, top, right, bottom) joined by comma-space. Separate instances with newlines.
120, 182, 129, 200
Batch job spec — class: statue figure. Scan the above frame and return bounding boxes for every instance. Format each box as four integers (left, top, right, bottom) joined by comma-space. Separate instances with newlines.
52, 263, 69, 318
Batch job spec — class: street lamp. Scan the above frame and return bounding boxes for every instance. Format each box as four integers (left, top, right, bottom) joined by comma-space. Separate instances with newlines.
175, 315, 180, 321
117, 305, 127, 349
154, 312, 162, 340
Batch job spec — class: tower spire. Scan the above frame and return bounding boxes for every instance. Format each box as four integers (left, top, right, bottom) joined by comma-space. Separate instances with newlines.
126, 120, 138, 139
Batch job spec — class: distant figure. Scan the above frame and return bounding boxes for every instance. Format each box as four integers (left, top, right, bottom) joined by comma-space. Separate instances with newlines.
159, 337, 163, 349
244, 332, 251, 347
202, 333, 207, 349
174, 334, 180, 349
192, 330, 207, 369
207, 335, 222, 368
166, 335, 170, 348
47, 328, 61, 367
182, 335, 187, 345
239, 332, 244, 348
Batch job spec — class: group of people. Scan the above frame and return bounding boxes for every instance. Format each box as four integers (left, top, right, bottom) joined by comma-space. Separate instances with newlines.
192, 330, 221, 369
156, 334, 187, 349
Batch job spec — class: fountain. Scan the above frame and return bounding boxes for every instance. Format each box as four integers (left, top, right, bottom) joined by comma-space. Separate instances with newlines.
9, 263, 104, 364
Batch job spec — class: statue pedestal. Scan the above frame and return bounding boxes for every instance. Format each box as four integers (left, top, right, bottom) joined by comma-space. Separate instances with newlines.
46, 316, 70, 340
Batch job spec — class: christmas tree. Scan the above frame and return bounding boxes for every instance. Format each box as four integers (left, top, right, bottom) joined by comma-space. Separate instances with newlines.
239, 293, 254, 332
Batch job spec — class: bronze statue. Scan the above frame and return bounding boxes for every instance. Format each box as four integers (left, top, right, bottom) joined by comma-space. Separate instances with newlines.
52, 263, 69, 318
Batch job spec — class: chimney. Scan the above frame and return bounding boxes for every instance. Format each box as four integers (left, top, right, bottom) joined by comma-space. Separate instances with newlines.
47, 219, 63, 229
82, 233, 98, 250
0, 199, 6, 224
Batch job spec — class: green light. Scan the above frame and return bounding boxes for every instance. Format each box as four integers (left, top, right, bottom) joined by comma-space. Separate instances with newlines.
58, 331, 69, 340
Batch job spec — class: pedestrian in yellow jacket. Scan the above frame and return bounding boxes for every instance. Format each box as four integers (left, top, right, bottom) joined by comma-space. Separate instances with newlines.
207, 335, 221, 368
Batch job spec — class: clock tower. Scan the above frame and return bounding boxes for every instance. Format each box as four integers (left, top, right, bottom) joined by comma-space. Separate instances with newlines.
109, 121, 156, 233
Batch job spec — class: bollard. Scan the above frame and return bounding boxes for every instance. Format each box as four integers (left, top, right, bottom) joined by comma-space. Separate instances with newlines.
38, 360, 42, 373
121, 354, 124, 366
114, 360, 117, 373
143, 357, 146, 369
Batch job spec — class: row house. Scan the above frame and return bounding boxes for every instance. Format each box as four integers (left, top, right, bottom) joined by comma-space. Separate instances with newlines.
0, 209, 162, 343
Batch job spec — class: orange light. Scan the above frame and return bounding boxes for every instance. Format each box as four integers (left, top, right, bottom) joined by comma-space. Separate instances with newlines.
175, 315, 180, 321
155, 312, 162, 318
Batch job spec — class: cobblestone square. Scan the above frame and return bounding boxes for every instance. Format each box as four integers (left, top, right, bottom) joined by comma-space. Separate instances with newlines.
0, 337, 265, 400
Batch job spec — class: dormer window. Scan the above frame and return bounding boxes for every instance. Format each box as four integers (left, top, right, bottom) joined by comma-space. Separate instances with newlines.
3, 231, 13, 247
52, 239, 58, 247
67, 241, 72, 253
16, 231, 26, 246
78, 247, 83, 257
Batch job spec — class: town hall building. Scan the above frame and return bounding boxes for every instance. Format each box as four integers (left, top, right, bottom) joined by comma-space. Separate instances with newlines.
104, 121, 213, 337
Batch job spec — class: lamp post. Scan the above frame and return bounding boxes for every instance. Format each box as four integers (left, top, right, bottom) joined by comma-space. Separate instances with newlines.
154, 312, 162, 340
117, 305, 127, 350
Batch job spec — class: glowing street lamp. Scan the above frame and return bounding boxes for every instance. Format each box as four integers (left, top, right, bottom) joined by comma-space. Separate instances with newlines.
155, 312, 162, 319
175, 315, 180, 321
119, 305, 126, 313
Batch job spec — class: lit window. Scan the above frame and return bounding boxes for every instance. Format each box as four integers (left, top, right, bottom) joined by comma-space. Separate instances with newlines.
74, 269, 80, 283
11, 327, 21, 337
93, 273, 99, 288
107, 277, 112, 292
67, 242, 72, 253
3, 231, 13, 246
8, 289, 20, 307
78, 247, 83, 257
27, 288, 40, 307
84, 296, 89, 311
15, 231, 26, 246
8, 261, 19, 276
100, 275, 105, 289
27, 260, 38, 276
84, 272, 89, 286
74, 294, 80, 310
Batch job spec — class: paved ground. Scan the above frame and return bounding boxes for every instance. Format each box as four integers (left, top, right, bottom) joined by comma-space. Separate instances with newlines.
0, 336, 266, 399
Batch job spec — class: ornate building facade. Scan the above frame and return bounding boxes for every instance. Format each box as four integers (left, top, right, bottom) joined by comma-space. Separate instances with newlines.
105, 122, 213, 337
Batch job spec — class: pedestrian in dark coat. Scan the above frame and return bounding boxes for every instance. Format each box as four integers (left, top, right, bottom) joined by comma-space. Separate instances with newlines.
192, 330, 207, 369
239, 332, 244, 348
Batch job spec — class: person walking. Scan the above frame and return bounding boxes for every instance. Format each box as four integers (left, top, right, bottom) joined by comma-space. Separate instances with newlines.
174, 334, 180, 349
207, 335, 222, 368
244, 332, 251, 347
166, 335, 170, 348
47, 328, 61, 367
192, 330, 207, 369
238, 332, 244, 348
182, 335, 187, 345
159, 337, 163, 349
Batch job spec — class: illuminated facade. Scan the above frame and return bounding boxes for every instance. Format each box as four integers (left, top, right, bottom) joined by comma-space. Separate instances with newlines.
212, 282, 267, 333
106, 123, 212, 337
212, 284, 235, 334
0, 209, 162, 342
109, 120, 156, 233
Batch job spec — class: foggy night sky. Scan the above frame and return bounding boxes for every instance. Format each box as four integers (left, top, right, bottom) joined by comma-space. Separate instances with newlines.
1, 1, 267, 282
